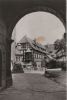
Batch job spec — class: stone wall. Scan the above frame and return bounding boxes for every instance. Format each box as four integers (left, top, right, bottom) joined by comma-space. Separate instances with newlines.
0, 16, 12, 89
0, 18, 7, 88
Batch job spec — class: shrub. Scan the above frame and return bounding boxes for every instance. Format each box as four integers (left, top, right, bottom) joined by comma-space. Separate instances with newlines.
23, 65, 26, 68
46, 59, 66, 70
12, 63, 24, 73
56, 61, 66, 71
46, 60, 57, 69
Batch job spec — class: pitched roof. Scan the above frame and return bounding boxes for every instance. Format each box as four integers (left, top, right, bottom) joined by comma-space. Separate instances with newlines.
16, 35, 55, 59
26, 48, 32, 52
19, 35, 28, 43
18, 35, 47, 54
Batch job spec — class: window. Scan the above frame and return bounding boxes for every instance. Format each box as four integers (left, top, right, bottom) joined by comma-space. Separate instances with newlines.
34, 53, 36, 58
40, 54, 41, 58
16, 56, 18, 61
16, 56, 20, 62
25, 52, 32, 63
21, 43, 26, 49
36, 54, 38, 59
36, 54, 37, 58
26, 43, 30, 48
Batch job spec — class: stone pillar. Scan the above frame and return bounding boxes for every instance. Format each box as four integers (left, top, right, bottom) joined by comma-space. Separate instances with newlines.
0, 17, 7, 89
6, 38, 13, 87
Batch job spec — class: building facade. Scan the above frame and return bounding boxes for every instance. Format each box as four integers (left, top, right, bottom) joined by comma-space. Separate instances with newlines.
15, 36, 48, 69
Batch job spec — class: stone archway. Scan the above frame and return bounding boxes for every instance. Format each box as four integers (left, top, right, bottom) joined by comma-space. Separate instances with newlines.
9, 6, 66, 87
9, 6, 65, 38
0, 0, 66, 89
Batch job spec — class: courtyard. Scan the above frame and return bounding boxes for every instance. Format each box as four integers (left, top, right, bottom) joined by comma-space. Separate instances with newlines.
0, 73, 66, 100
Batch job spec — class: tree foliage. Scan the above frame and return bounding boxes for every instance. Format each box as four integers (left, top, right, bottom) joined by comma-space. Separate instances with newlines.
54, 33, 66, 52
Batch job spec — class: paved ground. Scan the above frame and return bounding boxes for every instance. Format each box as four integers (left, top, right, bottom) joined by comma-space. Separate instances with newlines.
0, 73, 66, 100
49, 71, 66, 86
24, 69, 45, 74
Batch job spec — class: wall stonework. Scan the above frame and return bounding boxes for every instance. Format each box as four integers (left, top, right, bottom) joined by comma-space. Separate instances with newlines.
0, 18, 12, 89
0, 18, 7, 88
6, 38, 12, 87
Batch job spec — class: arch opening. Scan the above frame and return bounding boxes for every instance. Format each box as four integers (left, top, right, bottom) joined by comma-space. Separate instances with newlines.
10, 7, 65, 39
11, 11, 65, 74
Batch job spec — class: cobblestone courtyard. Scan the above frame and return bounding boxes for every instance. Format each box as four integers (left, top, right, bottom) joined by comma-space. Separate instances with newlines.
0, 73, 66, 100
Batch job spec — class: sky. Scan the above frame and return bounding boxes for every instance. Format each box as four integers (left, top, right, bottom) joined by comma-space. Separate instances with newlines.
12, 12, 65, 45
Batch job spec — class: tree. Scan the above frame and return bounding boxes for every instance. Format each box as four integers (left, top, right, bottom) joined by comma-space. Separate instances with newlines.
54, 36, 66, 53
60, 38, 66, 52
54, 33, 66, 61
54, 39, 61, 51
